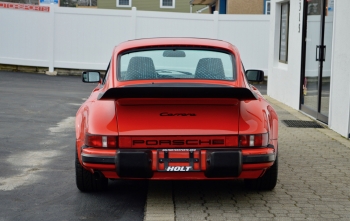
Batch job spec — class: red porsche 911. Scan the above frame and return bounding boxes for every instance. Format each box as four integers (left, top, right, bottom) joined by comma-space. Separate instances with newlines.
75, 38, 278, 192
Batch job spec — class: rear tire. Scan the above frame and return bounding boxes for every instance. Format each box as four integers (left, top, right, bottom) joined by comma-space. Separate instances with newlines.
75, 150, 108, 192
245, 156, 278, 191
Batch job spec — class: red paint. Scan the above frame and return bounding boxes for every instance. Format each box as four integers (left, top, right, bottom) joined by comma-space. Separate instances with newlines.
76, 38, 278, 180
0, 2, 50, 12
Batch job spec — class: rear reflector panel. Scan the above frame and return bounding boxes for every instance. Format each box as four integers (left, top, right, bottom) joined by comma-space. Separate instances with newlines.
118, 136, 239, 148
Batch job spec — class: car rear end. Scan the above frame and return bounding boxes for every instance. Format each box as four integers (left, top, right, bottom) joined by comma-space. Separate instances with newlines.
81, 95, 275, 179
76, 39, 278, 191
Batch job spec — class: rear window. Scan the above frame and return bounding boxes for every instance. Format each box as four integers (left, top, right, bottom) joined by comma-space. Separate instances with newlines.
118, 48, 236, 81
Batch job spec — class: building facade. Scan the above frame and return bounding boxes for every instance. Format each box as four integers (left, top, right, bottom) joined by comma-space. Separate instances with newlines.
268, 0, 350, 138
97, 0, 269, 14
226, 0, 265, 14
98, 0, 210, 13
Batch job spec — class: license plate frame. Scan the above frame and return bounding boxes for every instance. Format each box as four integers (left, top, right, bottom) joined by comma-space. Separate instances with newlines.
157, 149, 201, 172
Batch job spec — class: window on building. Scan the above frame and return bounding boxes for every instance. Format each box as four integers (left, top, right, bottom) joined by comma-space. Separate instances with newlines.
307, 0, 321, 15
160, 0, 175, 8
265, 0, 271, 15
279, 2, 289, 63
117, 0, 131, 7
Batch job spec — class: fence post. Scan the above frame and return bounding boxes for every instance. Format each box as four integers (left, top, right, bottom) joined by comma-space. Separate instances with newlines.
130, 7, 137, 40
46, 4, 57, 75
213, 11, 219, 39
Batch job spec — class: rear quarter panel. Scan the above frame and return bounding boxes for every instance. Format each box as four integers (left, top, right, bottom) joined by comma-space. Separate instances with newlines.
239, 94, 278, 148
75, 89, 119, 150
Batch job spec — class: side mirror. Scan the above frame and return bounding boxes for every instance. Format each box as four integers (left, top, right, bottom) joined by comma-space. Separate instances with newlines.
82, 71, 101, 83
246, 70, 264, 82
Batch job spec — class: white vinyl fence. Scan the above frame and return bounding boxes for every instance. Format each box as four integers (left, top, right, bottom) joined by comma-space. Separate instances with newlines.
0, 5, 270, 74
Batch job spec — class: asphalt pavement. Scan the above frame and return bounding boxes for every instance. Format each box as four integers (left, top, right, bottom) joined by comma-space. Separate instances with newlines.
0, 71, 147, 221
1, 71, 350, 221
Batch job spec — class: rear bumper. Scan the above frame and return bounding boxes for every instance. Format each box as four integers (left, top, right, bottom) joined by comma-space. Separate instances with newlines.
82, 154, 115, 164
80, 147, 276, 179
82, 153, 275, 164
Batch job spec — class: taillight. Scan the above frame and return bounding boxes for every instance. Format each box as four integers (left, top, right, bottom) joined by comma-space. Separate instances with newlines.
85, 134, 118, 148
239, 133, 268, 147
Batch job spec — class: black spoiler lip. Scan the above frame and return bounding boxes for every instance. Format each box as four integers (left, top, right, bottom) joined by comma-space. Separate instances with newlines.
97, 85, 258, 100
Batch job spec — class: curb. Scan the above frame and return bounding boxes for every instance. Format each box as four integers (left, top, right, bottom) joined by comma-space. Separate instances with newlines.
0, 64, 105, 76
264, 95, 350, 148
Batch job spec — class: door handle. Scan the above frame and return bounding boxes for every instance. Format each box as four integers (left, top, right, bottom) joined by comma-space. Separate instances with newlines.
316, 45, 326, 62
322, 46, 326, 62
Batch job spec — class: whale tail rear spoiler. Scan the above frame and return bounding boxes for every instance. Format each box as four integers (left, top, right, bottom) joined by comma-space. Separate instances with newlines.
97, 85, 258, 101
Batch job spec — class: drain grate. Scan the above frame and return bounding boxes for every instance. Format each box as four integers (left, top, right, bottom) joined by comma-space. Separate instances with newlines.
282, 120, 324, 128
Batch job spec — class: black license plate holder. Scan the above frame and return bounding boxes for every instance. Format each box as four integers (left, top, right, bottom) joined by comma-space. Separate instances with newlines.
157, 149, 201, 172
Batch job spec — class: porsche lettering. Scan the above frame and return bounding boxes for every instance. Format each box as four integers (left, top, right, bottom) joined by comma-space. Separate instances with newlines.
132, 139, 224, 146
166, 166, 192, 171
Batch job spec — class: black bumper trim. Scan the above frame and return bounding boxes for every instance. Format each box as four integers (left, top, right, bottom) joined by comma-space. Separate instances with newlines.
81, 153, 275, 165
242, 154, 275, 163
81, 154, 115, 164
205, 151, 242, 177
116, 151, 153, 178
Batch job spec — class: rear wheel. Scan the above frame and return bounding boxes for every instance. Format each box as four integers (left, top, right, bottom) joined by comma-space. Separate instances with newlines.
75, 150, 108, 192
245, 156, 278, 191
